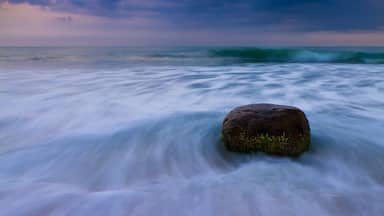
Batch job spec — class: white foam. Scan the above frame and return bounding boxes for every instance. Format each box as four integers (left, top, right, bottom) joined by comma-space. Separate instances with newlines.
0, 63, 383, 215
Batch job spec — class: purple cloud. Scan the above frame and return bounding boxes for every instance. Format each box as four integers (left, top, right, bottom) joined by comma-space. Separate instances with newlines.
2, 0, 384, 31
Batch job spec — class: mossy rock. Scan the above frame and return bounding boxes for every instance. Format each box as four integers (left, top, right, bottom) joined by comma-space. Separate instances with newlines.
221, 104, 310, 157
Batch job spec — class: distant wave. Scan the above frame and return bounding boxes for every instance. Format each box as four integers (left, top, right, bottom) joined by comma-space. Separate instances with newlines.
209, 48, 384, 64
1, 47, 384, 68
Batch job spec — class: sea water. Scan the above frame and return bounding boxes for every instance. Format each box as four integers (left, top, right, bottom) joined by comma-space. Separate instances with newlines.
0, 47, 383, 216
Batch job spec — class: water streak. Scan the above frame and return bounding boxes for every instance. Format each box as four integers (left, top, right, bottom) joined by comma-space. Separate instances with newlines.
0, 48, 383, 215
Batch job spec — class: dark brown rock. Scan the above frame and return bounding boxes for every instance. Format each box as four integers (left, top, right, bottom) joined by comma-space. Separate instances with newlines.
221, 104, 310, 156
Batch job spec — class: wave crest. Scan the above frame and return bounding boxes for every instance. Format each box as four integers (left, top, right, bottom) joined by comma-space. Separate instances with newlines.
210, 48, 384, 64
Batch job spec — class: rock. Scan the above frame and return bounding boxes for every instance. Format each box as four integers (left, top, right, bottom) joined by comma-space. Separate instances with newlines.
221, 104, 310, 156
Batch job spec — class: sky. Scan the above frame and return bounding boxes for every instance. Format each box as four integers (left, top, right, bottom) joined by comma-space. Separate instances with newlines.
0, 0, 383, 46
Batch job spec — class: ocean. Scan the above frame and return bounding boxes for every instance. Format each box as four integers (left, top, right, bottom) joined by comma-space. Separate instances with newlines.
0, 47, 383, 215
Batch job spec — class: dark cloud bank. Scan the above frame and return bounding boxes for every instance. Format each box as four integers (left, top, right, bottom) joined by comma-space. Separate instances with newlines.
3, 0, 384, 31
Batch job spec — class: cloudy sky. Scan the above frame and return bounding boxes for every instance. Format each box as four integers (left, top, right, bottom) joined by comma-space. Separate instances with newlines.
0, 0, 383, 46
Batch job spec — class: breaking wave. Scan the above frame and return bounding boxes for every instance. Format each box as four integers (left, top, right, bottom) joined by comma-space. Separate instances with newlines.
210, 48, 384, 64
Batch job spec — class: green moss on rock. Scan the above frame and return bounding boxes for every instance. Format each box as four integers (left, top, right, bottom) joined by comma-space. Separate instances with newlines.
223, 130, 310, 156
221, 104, 311, 157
